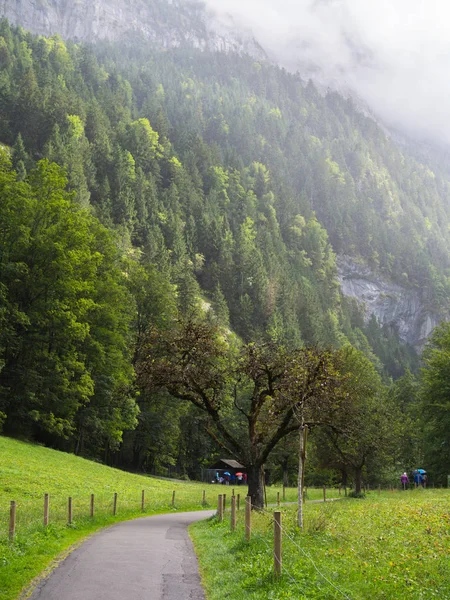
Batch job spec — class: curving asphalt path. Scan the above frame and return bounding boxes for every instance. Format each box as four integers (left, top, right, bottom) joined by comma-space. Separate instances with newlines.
29, 510, 216, 600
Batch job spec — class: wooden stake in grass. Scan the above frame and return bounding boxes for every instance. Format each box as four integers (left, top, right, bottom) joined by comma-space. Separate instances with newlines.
172, 490, 176, 507
274, 511, 282, 578
9, 501, 16, 541
323, 486, 327, 502
90, 493, 95, 518
222, 494, 226, 512
44, 493, 49, 526
231, 495, 236, 531
283, 485, 286, 501
68, 497, 72, 525
277, 491, 280, 506
141, 490, 145, 511
217, 494, 223, 522
245, 496, 251, 542
113, 493, 118, 516
237, 493, 240, 511
202, 490, 206, 506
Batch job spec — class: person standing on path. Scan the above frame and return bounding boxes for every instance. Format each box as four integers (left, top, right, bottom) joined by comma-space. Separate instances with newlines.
29, 510, 215, 600
401, 472, 409, 490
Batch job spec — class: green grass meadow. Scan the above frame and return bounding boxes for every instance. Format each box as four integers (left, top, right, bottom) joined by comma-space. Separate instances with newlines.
190, 489, 450, 600
2, 436, 449, 600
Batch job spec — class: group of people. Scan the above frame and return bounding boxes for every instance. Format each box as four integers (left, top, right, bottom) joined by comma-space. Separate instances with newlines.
214, 471, 247, 485
400, 469, 427, 489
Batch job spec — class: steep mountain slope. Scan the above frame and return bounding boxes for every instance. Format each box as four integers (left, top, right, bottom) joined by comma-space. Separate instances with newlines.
2, 2, 449, 353
0, 15, 445, 479
1, 17, 448, 369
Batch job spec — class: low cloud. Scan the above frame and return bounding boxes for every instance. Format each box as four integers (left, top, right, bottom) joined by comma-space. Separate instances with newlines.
204, 0, 450, 145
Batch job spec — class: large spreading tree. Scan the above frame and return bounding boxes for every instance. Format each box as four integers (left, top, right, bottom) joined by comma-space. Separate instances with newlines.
136, 316, 349, 508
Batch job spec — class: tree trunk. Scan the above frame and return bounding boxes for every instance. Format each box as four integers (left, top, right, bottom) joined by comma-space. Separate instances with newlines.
355, 467, 362, 494
297, 426, 307, 528
282, 457, 289, 488
247, 464, 265, 509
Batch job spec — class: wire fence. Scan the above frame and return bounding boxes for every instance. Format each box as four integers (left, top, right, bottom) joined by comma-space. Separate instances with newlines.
1, 484, 334, 543
258, 506, 352, 599
214, 494, 353, 600
0, 486, 217, 544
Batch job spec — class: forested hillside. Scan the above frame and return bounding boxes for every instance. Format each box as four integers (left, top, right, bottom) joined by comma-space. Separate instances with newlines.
0, 20, 448, 481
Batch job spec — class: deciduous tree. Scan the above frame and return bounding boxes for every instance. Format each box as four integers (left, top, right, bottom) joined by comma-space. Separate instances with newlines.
136, 317, 347, 508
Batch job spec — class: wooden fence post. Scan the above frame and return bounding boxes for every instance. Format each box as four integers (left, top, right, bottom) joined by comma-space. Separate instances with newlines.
9, 501, 16, 541
68, 497, 73, 525
202, 490, 206, 506
222, 494, 226, 512
113, 493, 118, 516
44, 493, 49, 526
141, 490, 145, 511
245, 496, 251, 542
217, 494, 223, 522
237, 493, 240, 511
90, 493, 95, 518
283, 485, 286, 501
172, 491, 176, 507
323, 486, 326, 502
231, 495, 236, 531
277, 491, 280, 506
274, 511, 282, 578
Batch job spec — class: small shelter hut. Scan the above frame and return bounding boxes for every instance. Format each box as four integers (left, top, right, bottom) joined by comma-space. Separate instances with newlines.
203, 459, 246, 483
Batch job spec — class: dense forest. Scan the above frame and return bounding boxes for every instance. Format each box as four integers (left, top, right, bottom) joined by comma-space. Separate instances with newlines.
0, 20, 448, 484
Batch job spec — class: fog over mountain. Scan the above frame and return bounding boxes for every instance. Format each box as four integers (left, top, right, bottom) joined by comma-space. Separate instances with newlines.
204, 0, 450, 146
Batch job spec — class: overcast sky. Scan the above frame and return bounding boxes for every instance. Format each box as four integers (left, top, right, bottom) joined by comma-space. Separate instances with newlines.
204, 0, 450, 146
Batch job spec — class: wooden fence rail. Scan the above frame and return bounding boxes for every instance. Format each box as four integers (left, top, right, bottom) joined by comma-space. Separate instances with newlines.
3, 489, 213, 541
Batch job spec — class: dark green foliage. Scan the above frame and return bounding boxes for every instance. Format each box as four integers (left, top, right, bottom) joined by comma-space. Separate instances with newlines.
419, 323, 450, 483
0, 149, 137, 455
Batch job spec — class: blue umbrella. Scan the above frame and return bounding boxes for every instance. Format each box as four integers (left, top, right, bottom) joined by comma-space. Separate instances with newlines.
223, 471, 231, 476
417, 469, 426, 474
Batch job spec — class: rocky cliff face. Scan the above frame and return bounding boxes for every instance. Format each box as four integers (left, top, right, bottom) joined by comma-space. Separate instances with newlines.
0, 0, 266, 58
338, 256, 442, 350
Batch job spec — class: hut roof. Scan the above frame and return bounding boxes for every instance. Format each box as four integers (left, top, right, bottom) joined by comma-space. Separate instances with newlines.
212, 458, 246, 470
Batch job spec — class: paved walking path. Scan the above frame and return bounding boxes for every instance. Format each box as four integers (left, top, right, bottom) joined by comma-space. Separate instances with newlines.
29, 510, 215, 600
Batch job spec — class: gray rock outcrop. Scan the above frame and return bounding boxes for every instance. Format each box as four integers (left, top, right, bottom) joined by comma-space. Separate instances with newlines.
0, 0, 266, 59
338, 256, 442, 350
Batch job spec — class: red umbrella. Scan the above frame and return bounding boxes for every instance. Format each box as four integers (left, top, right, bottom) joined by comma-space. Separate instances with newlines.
236, 472, 243, 476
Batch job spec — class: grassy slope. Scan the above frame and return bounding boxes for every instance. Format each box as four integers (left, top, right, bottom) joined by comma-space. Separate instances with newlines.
191, 490, 450, 600
0, 436, 216, 599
